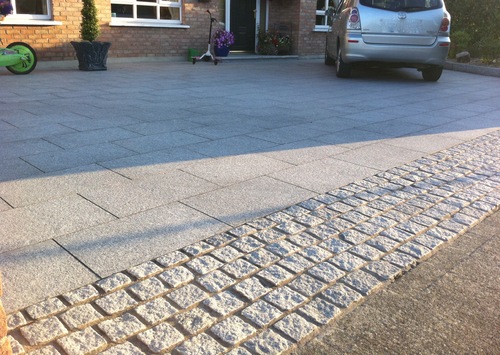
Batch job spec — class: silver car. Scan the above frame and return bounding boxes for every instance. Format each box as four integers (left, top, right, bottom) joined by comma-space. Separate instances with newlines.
325, 0, 451, 81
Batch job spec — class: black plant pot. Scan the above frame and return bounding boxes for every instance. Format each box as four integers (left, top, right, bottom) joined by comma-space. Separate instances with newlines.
71, 41, 111, 71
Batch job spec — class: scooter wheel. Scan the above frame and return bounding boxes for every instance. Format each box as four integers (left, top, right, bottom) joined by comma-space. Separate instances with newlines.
6, 42, 38, 75
192, 58, 196, 64
214, 60, 218, 65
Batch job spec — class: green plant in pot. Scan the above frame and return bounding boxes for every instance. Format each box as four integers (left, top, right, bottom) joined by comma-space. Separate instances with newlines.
71, 0, 111, 71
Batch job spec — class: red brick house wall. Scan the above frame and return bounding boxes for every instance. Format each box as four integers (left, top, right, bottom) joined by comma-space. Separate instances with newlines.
0, 0, 323, 62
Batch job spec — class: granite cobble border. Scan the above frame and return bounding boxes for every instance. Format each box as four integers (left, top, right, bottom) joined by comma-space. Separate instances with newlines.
6, 131, 500, 354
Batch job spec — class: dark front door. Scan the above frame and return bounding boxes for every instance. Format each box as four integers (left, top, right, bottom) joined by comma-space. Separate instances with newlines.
230, 0, 256, 51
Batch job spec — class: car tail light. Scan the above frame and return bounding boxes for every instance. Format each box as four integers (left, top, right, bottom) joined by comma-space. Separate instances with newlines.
439, 14, 450, 32
347, 8, 361, 30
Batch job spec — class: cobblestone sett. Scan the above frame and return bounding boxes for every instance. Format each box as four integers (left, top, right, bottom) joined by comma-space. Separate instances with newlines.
288, 232, 320, 247
307, 224, 339, 240
365, 235, 400, 252
197, 270, 236, 293
320, 283, 363, 309
233, 277, 273, 301
137, 322, 184, 353
264, 287, 307, 311
288, 274, 327, 297
127, 277, 169, 301
253, 229, 286, 244
60, 304, 104, 330
330, 251, 366, 272
100, 342, 145, 355
266, 240, 301, 257
20, 317, 69, 346
7, 335, 24, 354
210, 316, 257, 346
276, 221, 307, 235
231, 236, 264, 253
257, 265, 295, 286
98, 313, 145, 343
398, 242, 433, 259
274, 313, 317, 343
299, 245, 333, 263
62, 285, 100, 306
293, 214, 324, 227
412, 234, 445, 249
363, 260, 403, 281
187, 255, 224, 275
319, 238, 351, 254
341, 269, 383, 295
308, 262, 345, 283
229, 225, 258, 238
56, 327, 107, 355
210, 246, 243, 263
339, 229, 370, 245
94, 289, 137, 315
158, 266, 194, 288
243, 329, 292, 354
383, 251, 418, 268
175, 333, 226, 354
204, 233, 237, 248
241, 300, 282, 328
95, 273, 132, 293
127, 261, 163, 280
155, 251, 190, 268
299, 297, 341, 325
167, 284, 207, 309
7, 312, 26, 329
246, 248, 280, 268
283, 205, 311, 217
203, 291, 245, 317
134, 297, 177, 325
182, 241, 214, 257
175, 307, 216, 335
26, 298, 66, 320
222, 259, 259, 279
349, 244, 385, 261
278, 254, 314, 274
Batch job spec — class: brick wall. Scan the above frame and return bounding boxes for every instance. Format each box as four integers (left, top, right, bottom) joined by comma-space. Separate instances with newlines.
0, 0, 323, 62
0, 275, 12, 355
0, 0, 223, 61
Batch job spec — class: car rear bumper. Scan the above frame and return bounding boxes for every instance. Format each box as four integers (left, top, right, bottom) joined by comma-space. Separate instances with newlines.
342, 33, 450, 67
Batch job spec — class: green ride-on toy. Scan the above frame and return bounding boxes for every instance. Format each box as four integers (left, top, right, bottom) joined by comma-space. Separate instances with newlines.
0, 40, 38, 74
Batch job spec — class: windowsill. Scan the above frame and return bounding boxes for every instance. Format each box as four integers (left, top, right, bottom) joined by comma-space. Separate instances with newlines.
314, 26, 330, 32
0, 19, 62, 26
110, 20, 190, 29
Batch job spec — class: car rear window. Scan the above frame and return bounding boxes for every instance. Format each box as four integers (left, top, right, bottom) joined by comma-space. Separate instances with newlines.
359, 0, 443, 12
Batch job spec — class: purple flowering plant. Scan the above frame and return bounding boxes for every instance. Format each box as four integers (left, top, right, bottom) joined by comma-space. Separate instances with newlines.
213, 29, 235, 48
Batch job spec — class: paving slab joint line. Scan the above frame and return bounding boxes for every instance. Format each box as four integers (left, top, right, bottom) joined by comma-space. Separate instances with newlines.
5, 130, 500, 355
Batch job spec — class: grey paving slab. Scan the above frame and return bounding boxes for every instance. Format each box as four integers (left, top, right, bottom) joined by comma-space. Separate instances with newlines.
182, 176, 316, 226
0, 123, 77, 144
21, 143, 136, 172
332, 142, 425, 170
56, 202, 229, 277
0, 195, 116, 254
0, 164, 127, 208
0, 240, 99, 313
98, 147, 208, 180
0, 157, 43, 182
0, 139, 62, 160
79, 170, 219, 217
269, 157, 379, 193
44, 127, 142, 149
113, 130, 209, 153
181, 153, 293, 186
186, 135, 278, 158
259, 139, 349, 165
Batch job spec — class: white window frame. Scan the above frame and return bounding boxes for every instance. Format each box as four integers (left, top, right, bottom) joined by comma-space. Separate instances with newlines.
110, 0, 187, 28
0, 0, 57, 25
314, 0, 333, 32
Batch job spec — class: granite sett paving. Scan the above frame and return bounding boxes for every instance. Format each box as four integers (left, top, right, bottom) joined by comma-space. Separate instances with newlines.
1, 59, 500, 353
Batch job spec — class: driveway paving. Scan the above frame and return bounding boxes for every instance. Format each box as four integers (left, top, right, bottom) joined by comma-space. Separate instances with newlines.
0, 59, 499, 354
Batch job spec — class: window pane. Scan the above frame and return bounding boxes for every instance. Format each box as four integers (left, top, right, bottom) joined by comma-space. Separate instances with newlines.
316, 0, 327, 10
160, 7, 180, 20
316, 14, 326, 25
15, 0, 48, 14
111, 4, 133, 18
137, 5, 156, 19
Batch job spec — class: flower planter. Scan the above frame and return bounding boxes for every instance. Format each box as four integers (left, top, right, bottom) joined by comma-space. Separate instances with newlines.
71, 41, 111, 71
215, 46, 230, 57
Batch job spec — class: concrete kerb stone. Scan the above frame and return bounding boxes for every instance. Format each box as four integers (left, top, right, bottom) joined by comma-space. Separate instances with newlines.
5, 131, 500, 354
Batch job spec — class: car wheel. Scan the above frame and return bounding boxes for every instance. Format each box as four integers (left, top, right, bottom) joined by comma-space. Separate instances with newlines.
336, 47, 351, 78
325, 45, 335, 66
422, 66, 443, 82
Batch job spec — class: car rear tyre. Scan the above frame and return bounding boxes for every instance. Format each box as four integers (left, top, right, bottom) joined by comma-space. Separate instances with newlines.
422, 66, 443, 82
336, 47, 351, 78
325, 46, 335, 66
